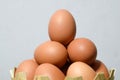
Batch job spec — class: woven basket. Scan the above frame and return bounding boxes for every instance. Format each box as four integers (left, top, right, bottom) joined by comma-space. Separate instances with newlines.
10, 67, 115, 80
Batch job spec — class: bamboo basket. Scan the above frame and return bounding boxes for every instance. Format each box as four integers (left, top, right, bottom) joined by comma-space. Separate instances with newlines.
10, 67, 115, 80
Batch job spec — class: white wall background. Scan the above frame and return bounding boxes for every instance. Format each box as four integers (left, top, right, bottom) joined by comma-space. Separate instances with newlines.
0, 0, 119, 80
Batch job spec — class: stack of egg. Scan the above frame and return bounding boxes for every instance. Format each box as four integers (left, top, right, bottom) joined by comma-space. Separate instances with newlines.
14, 9, 112, 80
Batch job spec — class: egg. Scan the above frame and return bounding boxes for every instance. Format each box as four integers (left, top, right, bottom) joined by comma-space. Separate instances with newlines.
34, 63, 65, 80
15, 59, 38, 80
91, 60, 109, 78
67, 38, 97, 65
48, 9, 76, 46
34, 41, 67, 68
66, 61, 96, 80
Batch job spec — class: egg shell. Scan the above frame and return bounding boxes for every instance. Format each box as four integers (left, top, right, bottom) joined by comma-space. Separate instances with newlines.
67, 38, 97, 65
34, 41, 68, 68
48, 9, 76, 46
66, 61, 96, 80
34, 63, 65, 80
15, 59, 38, 80
91, 60, 109, 78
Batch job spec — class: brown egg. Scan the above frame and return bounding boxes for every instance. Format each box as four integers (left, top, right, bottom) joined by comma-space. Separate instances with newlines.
15, 59, 38, 80
67, 61, 96, 80
67, 38, 97, 65
91, 60, 109, 78
34, 63, 65, 80
48, 9, 76, 46
34, 41, 67, 68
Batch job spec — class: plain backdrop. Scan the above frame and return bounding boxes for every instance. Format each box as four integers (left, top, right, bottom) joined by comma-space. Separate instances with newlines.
0, 0, 120, 80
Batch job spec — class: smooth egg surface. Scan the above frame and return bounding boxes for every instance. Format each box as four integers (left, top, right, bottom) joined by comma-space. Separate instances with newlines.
67, 61, 96, 80
34, 41, 67, 68
67, 38, 97, 65
48, 9, 76, 46
15, 59, 38, 80
91, 60, 109, 78
34, 63, 65, 80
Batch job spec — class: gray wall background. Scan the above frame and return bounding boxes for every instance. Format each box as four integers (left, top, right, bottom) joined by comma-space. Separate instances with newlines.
0, 0, 119, 80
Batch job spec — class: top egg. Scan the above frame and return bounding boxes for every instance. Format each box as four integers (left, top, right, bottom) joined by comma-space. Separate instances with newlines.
48, 9, 76, 46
